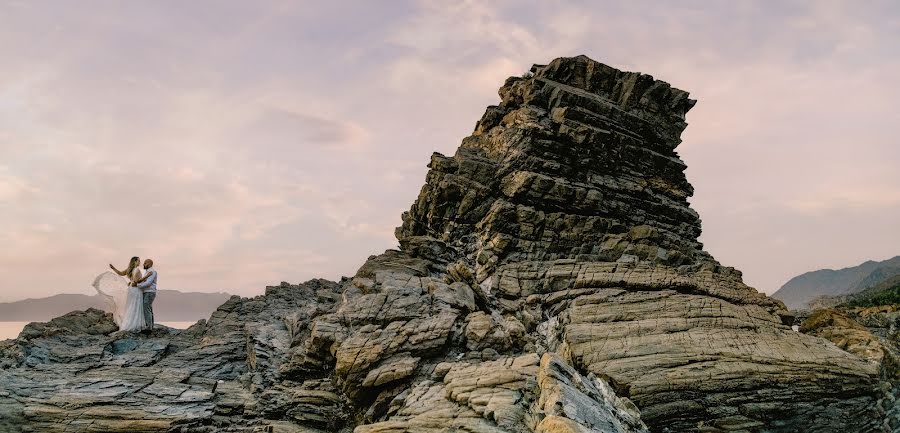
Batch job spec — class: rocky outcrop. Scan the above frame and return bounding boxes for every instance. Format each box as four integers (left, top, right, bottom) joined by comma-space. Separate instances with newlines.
1, 281, 347, 433
801, 309, 894, 367
388, 55, 887, 431
800, 308, 900, 431
1, 55, 895, 432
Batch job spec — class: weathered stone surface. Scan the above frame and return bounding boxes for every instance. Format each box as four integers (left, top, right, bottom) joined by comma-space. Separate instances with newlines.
391, 55, 890, 432
1, 280, 344, 433
1, 55, 894, 432
800, 307, 900, 431
355, 353, 646, 433
801, 309, 892, 366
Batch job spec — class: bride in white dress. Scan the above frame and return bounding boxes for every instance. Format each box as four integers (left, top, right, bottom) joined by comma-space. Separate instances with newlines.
93, 256, 146, 332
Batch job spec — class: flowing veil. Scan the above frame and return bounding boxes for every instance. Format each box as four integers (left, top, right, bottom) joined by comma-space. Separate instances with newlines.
92, 271, 130, 325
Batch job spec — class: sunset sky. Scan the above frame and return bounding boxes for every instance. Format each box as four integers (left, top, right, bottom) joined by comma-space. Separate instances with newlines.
1, 0, 899, 302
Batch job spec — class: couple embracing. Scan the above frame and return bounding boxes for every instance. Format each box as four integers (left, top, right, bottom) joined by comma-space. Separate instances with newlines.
93, 257, 158, 333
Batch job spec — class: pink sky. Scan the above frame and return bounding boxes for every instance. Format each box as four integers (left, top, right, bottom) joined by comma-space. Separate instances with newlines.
1, 0, 899, 302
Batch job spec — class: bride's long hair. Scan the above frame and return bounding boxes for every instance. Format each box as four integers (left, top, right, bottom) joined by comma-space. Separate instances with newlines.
125, 256, 140, 278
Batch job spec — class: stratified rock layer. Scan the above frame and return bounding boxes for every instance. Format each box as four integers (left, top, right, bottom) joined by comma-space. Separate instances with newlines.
392, 55, 887, 431
1, 55, 894, 433
1, 281, 348, 433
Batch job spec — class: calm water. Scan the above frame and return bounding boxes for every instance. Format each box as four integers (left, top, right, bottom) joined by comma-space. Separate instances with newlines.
0, 321, 197, 340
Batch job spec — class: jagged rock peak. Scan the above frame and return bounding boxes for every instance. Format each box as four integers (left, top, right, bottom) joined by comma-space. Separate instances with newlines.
397, 55, 710, 274
503, 55, 696, 143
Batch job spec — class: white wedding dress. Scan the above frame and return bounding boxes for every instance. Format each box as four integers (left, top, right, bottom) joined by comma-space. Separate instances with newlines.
93, 269, 145, 332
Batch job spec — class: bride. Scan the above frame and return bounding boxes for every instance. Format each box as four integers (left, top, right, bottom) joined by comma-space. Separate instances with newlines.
93, 256, 146, 332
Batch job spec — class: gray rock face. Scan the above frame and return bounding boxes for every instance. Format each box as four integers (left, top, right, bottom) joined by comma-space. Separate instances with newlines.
1, 281, 346, 433
0, 55, 894, 433
799, 307, 900, 431
394, 55, 889, 431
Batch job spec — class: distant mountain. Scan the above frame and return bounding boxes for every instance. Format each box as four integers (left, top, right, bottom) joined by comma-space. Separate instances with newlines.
846, 274, 900, 307
0, 290, 232, 322
772, 255, 900, 310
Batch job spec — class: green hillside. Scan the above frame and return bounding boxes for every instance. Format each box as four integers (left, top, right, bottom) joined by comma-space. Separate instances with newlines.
846, 275, 900, 307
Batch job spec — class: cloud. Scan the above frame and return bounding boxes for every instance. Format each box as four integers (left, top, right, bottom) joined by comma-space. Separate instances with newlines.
785, 188, 900, 213
0, 0, 898, 302
0, 168, 38, 201
252, 109, 357, 145
379, 0, 900, 293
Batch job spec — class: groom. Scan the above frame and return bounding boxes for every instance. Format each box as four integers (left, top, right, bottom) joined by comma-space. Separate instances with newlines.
134, 259, 158, 332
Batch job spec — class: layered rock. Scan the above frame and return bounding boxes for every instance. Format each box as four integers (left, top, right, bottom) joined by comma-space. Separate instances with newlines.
390, 55, 888, 431
0, 281, 347, 433
800, 307, 900, 431
1, 55, 895, 432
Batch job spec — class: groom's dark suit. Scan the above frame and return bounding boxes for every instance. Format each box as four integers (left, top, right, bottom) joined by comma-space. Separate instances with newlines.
136, 267, 158, 330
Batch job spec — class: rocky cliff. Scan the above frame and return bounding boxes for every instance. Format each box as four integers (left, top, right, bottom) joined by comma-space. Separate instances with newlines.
1, 55, 896, 433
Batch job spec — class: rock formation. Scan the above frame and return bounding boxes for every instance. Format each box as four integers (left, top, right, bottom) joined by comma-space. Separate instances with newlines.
1, 55, 897, 432
799, 307, 900, 430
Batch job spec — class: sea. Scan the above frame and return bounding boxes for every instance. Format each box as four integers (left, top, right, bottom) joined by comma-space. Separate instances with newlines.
0, 321, 197, 340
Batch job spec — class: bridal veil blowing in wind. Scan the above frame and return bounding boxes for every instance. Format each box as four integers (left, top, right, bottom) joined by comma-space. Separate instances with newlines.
93, 256, 146, 332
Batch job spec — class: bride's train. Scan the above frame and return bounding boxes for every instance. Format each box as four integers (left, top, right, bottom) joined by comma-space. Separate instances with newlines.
93, 271, 145, 331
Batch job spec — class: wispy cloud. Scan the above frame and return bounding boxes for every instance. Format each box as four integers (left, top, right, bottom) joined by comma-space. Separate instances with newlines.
0, 0, 898, 301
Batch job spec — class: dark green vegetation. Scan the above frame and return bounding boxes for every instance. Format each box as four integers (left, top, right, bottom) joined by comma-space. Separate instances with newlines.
847, 275, 900, 308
